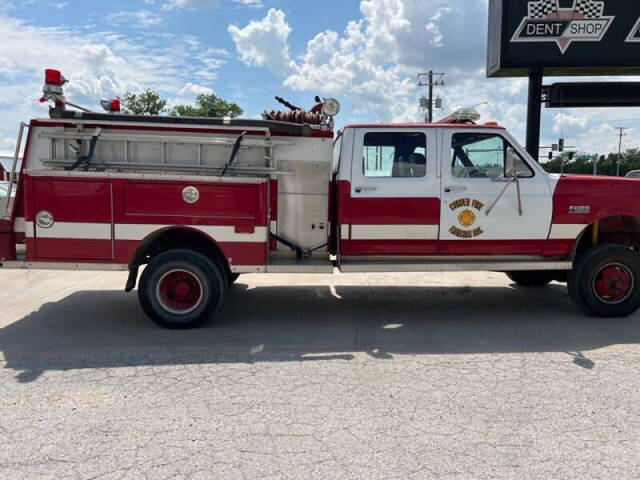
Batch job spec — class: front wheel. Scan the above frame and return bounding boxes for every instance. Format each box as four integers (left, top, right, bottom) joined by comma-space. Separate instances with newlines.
569, 244, 640, 318
138, 249, 227, 329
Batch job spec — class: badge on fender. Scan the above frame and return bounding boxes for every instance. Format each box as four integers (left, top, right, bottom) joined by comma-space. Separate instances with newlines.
569, 205, 590, 214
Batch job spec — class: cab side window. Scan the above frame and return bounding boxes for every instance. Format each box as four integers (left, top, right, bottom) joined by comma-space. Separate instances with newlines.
451, 133, 533, 179
363, 132, 426, 178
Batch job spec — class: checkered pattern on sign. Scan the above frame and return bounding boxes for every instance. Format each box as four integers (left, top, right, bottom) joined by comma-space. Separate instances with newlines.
528, 0, 559, 19
574, 0, 604, 18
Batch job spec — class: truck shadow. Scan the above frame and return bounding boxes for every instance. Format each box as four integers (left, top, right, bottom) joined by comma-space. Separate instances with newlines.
1, 282, 639, 382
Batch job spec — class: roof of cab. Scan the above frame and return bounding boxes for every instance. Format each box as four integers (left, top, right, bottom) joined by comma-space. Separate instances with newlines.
342, 122, 505, 130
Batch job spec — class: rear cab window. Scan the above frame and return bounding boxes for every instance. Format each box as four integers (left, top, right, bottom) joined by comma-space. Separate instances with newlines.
363, 132, 426, 178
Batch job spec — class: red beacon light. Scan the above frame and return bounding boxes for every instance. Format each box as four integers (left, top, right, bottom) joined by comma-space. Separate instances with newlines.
41, 68, 68, 109
101, 98, 121, 113
44, 69, 66, 87
39, 68, 93, 114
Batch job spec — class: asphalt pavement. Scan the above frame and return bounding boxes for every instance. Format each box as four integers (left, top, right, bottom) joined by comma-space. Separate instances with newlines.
1, 269, 639, 479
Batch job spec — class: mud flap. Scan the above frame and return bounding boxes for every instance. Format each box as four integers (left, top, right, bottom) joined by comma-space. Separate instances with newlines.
125, 266, 139, 292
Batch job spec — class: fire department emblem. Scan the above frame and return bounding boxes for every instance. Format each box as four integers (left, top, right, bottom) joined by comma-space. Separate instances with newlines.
449, 198, 485, 239
627, 18, 640, 43
511, 0, 614, 54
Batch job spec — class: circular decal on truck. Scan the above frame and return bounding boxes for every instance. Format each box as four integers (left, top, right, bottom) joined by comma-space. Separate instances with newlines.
449, 198, 485, 239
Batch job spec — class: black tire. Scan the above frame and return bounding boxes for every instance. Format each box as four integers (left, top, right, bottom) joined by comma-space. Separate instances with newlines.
569, 244, 640, 318
506, 271, 556, 287
138, 249, 227, 329
228, 273, 240, 285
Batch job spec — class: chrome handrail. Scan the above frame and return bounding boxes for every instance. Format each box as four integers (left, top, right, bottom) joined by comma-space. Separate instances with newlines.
4, 122, 27, 217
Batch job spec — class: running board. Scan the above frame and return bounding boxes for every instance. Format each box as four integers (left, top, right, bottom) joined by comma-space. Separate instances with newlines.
0, 260, 128, 271
266, 258, 335, 274
339, 259, 572, 273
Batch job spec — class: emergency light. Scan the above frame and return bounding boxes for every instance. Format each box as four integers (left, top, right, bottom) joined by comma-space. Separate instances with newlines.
40, 68, 67, 109
322, 98, 340, 117
101, 98, 121, 113
438, 108, 482, 124
44, 69, 66, 86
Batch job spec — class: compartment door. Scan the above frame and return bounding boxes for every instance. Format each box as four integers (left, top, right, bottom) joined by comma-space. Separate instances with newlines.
31, 178, 113, 261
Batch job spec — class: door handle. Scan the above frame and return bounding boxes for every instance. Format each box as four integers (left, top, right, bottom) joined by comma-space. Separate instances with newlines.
355, 186, 377, 193
444, 186, 467, 194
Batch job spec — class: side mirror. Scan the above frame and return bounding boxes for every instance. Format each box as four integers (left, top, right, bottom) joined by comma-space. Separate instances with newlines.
505, 147, 517, 177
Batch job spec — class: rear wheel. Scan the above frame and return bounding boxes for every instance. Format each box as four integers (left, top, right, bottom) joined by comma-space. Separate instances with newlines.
138, 249, 227, 329
506, 271, 556, 287
228, 273, 240, 285
569, 244, 640, 318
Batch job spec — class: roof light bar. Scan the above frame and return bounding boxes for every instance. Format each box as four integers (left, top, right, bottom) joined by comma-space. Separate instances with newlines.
437, 108, 481, 124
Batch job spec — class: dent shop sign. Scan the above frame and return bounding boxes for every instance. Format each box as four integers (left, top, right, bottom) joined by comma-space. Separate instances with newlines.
512, 0, 612, 54
487, 0, 640, 77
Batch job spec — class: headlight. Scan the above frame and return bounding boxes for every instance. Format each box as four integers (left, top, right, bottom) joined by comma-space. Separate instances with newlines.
322, 98, 341, 117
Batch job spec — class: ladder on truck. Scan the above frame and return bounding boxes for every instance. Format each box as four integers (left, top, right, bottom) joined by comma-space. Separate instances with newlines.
1, 122, 27, 219
38, 126, 293, 176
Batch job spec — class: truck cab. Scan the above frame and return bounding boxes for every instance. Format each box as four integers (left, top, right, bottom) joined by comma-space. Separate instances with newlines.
334, 117, 557, 262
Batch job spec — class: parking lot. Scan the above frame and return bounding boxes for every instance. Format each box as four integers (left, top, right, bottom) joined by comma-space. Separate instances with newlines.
1, 269, 640, 479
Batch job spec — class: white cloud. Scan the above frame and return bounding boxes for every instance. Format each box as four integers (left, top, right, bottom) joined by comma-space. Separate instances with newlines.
228, 0, 640, 155
163, 0, 263, 10
552, 112, 590, 134
171, 82, 215, 106
228, 9, 294, 74
233, 0, 263, 8
0, 15, 227, 155
163, 0, 217, 10
227, 1, 490, 119
107, 10, 163, 28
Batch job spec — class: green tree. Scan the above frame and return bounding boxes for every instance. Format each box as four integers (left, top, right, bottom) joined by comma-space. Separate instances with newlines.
171, 93, 243, 118
542, 148, 640, 176
121, 89, 167, 115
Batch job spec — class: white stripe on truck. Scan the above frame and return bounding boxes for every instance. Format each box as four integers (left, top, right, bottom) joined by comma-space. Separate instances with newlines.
24, 222, 267, 243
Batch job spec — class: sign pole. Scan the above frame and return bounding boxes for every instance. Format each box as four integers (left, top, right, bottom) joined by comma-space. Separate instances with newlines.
526, 70, 543, 162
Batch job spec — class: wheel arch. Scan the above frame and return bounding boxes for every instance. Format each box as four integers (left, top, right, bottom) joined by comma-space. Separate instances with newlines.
125, 226, 230, 291
572, 215, 640, 260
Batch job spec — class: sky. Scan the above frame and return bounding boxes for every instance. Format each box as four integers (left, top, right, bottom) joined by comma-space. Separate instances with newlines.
0, 0, 639, 159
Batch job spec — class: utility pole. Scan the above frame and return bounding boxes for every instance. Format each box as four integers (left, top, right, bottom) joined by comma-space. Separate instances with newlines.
428, 71, 433, 123
417, 71, 445, 123
617, 127, 628, 177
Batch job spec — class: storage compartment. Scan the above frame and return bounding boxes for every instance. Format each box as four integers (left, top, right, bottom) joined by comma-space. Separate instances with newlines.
276, 159, 330, 252
122, 181, 264, 224
30, 178, 113, 261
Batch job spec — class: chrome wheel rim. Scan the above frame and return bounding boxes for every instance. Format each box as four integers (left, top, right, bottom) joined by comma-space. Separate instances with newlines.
156, 269, 204, 315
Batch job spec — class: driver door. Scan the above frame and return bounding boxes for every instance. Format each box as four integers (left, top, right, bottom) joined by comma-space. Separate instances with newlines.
439, 130, 553, 255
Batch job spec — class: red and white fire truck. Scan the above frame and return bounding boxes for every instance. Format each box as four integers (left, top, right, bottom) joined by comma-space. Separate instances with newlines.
1, 69, 640, 328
